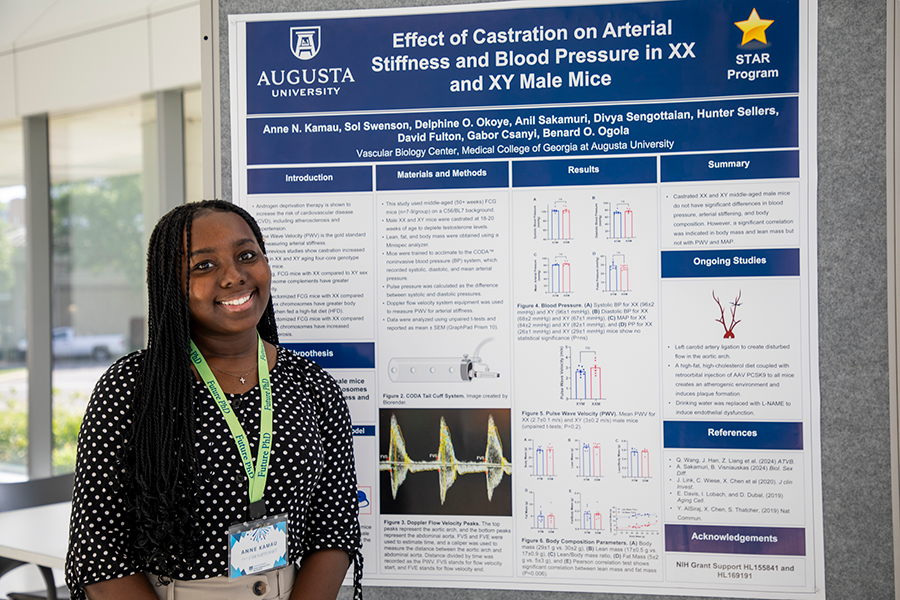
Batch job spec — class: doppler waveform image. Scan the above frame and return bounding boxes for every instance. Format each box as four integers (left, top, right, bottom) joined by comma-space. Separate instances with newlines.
379, 408, 513, 516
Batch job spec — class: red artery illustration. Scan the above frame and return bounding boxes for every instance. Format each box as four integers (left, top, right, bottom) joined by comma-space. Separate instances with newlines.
713, 290, 742, 339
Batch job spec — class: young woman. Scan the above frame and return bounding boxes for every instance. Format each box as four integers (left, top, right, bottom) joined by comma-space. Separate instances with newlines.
65, 200, 361, 600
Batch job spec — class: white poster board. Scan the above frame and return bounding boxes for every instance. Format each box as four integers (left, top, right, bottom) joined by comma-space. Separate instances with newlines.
228, 1, 823, 596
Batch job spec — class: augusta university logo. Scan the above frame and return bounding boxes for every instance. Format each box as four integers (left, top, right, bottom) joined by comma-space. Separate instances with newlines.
291, 26, 321, 60
255, 23, 352, 95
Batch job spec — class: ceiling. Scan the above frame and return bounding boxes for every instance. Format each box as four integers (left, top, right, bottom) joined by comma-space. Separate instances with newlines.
0, 0, 195, 55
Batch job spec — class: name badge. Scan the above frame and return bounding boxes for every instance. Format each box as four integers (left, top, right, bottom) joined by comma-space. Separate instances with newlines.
228, 514, 289, 578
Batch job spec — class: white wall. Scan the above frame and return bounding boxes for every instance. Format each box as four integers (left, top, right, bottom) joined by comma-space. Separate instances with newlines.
0, 0, 201, 121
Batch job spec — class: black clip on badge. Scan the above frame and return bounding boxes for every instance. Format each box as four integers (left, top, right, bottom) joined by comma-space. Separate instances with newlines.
250, 500, 267, 520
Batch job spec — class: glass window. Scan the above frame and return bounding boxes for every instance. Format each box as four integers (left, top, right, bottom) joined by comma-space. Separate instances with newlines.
184, 87, 203, 203
49, 99, 157, 474
0, 122, 28, 481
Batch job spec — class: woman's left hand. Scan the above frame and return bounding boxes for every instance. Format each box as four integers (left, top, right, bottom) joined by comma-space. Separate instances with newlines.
290, 549, 351, 600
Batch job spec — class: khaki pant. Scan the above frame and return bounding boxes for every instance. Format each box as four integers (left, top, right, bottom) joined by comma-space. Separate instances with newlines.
148, 566, 296, 600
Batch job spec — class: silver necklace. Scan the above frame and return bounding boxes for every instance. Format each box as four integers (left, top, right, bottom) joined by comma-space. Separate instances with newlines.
208, 362, 256, 385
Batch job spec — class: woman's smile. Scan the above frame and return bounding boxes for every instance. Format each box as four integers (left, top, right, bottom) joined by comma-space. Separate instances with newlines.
218, 290, 255, 310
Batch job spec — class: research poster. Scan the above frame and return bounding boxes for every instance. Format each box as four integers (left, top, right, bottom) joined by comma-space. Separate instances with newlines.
228, 0, 823, 597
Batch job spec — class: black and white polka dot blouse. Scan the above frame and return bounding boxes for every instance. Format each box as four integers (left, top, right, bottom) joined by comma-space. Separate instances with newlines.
65, 347, 361, 599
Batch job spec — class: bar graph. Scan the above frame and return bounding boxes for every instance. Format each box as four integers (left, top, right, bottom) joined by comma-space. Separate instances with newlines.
548, 201, 572, 240
608, 253, 629, 292
617, 439, 651, 479
596, 253, 630, 293
571, 491, 603, 531
572, 440, 602, 478
524, 489, 557, 530
524, 438, 556, 478
605, 201, 635, 239
546, 255, 573, 294
562, 346, 605, 400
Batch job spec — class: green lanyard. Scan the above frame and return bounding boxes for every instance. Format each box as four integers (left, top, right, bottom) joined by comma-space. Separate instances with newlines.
190, 334, 273, 519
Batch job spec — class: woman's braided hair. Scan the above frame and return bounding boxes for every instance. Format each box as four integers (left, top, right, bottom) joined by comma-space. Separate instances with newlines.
120, 200, 278, 575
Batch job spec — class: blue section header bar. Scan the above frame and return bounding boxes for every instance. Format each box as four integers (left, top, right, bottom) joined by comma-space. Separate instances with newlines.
663, 421, 803, 450
666, 525, 806, 556
283, 342, 375, 369
661, 150, 799, 182
512, 156, 656, 187
352, 425, 376, 436
376, 161, 508, 190
248, 166, 372, 194
661, 248, 800, 278
244, 0, 799, 114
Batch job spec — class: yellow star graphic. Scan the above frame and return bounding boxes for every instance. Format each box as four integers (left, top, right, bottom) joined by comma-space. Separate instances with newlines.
734, 8, 774, 45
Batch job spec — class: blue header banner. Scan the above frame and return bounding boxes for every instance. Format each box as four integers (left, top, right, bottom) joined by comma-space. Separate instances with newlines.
376, 161, 508, 190
663, 421, 803, 450
661, 248, 800, 278
244, 0, 799, 114
665, 525, 806, 556
661, 150, 800, 182
512, 156, 656, 187
283, 342, 375, 369
248, 166, 372, 194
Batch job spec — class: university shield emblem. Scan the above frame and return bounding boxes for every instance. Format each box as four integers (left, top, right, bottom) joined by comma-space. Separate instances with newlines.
290, 26, 321, 60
